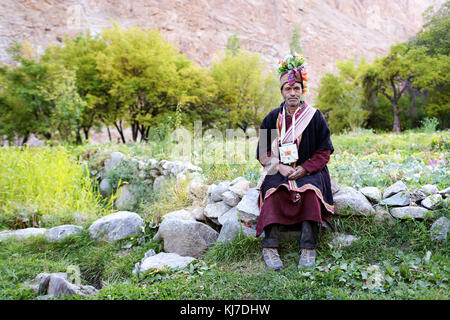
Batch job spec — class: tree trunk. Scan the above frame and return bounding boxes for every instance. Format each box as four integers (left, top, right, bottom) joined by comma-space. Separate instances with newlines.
75, 129, 82, 145
392, 101, 401, 133
107, 126, 112, 142
114, 120, 126, 143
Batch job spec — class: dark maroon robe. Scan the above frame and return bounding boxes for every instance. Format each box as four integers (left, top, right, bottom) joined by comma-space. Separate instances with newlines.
255, 102, 335, 237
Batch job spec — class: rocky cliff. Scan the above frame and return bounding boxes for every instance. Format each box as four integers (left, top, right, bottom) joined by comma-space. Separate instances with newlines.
0, 0, 439, 92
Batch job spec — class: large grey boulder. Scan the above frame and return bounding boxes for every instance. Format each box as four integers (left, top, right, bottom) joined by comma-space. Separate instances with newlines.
153, 219, 218, 258
45, 225, 83, 242
430, 217, 449, 241
390, 206, 429, 219
333, 187, 375, 216
379, 191, 411, 207
383, 181, 408, 199
0, 228, 47, 241
88, 211, 143, 242
115, 184, 139, 211
204, 201, 232, 221
236, 188, 260, 223
25, 272, 98, 298
133, 252, 196, 274
421, 194, 443, 210
359, 187, 382, 204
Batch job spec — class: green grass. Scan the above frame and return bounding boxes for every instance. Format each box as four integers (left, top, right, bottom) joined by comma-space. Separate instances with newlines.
0, 129, 448, 300
0, 145, 114, 230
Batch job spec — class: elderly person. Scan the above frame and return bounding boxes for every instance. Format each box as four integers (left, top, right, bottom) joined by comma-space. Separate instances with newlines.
256, 53, 334, 270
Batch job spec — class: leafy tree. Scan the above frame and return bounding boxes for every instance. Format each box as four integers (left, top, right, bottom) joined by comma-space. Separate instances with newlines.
94, 23, 185, 142
361, 44, 438, 132
409, 0, 450, 56
0, 43, 52, 144
315, 58, 369, 133
38, 69, 87, 144
41, 31, 109, 141
210, 50, 279, 132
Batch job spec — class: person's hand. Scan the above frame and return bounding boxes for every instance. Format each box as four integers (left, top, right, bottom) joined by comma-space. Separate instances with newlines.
288, 165, 307, 180
278, 163, 295, 177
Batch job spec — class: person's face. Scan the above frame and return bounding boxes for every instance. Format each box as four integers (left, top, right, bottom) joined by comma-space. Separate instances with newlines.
281, 82, 303, 107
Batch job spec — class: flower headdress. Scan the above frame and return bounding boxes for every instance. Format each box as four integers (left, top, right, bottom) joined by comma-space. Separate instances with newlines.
277, 53, 308, 94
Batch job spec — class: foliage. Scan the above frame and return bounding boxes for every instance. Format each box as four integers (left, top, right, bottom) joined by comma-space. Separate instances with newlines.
226, 33, 241, 56
0, 48, 52, 144
0, 145, 110, 229
38, 69, 87, 143
40, 31, 109, 142
211, 50, 279, 131
315, 58, 369, 133
289, 24, 302, 55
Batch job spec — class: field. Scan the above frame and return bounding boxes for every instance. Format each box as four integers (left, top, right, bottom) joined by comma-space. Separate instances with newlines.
0, 129, 448, 300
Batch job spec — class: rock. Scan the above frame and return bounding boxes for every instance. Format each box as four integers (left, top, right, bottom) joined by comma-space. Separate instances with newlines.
419, 184, 439, 195
390, 206, 429, 219
153, 176, 167, 192
153, 219, 218, 258
236, 188, 260, 223
374, 205, 394, 225
383, 181, 408, 199
217, 214, 256, 243
210, 182, 230, 202
421, 194, 443, 210
204, 201, 232, 221
190, 207, 206, 221
222, 190, 241, 207
330, 177, 341, 195
162, 209, 196, 222
379, 191, 411, 207
133, 252, 196, 274
115, 184, 139, 211
333, 187, 375, 216
218, 206, 238, 226
88, 211, 143, 242
0, 228, 47, 241
104, 152, 124, 174
410, 188, 428, 203
99, 178, 112, 198
331, 233, 358, 248
438, 187, 450, 198
359, 186, 382, 203
26, 272, 98, 298
228, 177, 254, 197
430, 217, 449, 241
45, 225, 83, 242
